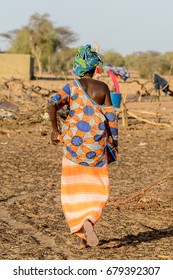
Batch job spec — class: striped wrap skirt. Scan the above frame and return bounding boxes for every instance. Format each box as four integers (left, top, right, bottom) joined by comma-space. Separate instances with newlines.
61, 156, 110, 240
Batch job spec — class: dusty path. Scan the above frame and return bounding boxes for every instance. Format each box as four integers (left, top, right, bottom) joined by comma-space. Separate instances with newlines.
0, 80, 173, 260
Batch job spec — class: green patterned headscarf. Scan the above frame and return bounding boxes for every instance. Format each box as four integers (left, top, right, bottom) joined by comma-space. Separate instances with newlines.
73, 44, 103, 77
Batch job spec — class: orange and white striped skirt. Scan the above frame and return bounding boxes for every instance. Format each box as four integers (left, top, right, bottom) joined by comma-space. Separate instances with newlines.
61, 156, 110, 240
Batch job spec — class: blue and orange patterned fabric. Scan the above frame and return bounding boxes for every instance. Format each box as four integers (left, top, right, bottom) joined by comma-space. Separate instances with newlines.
50, 80, 120, 167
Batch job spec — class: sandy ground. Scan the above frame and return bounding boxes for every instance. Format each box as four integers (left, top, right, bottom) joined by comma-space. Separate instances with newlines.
0, 77, 173, 260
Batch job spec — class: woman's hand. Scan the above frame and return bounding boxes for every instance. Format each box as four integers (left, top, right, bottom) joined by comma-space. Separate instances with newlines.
51, 130, 60, 145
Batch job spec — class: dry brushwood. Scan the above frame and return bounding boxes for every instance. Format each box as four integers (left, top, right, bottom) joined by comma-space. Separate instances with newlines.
1, 78, 57, 99
127, 111, 172, 127
125, 79, 155, 97
22, 84, 57, 98
107, 174, 172, 208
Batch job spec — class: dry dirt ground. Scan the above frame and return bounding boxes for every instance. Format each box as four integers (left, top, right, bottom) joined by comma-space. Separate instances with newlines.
0, 77, 173, 260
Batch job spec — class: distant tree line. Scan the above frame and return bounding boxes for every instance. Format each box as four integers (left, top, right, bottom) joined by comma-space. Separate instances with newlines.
1, 13, 173, 79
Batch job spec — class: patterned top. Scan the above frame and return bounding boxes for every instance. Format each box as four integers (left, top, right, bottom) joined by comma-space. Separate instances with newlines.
50, 80, 120, 167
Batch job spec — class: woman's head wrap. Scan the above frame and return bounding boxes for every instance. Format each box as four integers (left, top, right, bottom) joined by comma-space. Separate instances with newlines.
73, 44, 103, 77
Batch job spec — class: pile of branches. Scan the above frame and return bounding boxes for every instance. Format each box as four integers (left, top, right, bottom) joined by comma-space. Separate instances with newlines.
1, 77, 57, 98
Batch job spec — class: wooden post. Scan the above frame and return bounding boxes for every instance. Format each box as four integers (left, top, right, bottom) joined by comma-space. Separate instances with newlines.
121, 92, 128, 126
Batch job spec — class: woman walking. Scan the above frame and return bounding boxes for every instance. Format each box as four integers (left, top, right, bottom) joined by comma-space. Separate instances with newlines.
48, 44, 121, 249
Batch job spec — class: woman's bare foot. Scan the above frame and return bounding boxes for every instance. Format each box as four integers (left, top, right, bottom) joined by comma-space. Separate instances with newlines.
76, 237, 87, 249
83, 220, 99, 247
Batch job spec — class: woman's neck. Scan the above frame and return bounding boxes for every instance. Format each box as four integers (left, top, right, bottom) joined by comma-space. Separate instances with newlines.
82, 73, 93, 79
